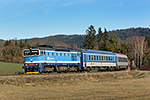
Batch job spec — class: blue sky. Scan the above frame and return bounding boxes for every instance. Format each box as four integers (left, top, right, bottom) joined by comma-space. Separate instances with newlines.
0, 0, 150, 40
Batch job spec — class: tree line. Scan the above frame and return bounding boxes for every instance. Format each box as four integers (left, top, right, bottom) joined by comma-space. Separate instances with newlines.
0, 39, 30, 63
0, 25, 150, 68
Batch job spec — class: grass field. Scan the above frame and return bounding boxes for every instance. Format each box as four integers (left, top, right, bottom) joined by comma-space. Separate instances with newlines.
0, 70, 150, 100
0, 62, 24, 74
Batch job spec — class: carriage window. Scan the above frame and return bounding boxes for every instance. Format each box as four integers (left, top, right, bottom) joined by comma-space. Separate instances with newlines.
41, 51, 43, 55
99, 56, 101, 61
110, 57, 113, 61
104, 56, 106, 61
86, 55, 88, 60
56, 53, 58, 56
64, 53, 66, 56
109, 57, 110, 61
89, 55, 91, 60
97, 56, 98, 61
60, 53, 62, 56
102, 56, 103, 61
68, 54, 69, 56
94, 56, 96, 60
118, 57, 127, 62
92, 55, 93, 60
52, 53, 54, 56
77, 53, 81, 57
106, 57, 108, 61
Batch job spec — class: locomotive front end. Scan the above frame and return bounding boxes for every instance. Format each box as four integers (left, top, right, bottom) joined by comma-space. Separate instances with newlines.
22, 49, 41, 74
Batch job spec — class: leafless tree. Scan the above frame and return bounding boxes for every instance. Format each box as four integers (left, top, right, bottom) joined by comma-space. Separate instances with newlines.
126, 36, 147, 68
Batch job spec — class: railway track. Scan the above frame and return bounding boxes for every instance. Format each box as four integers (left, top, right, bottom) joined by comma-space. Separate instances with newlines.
0, 70, 132, 83
0, 70, 147, 86
0, 69, 129, 77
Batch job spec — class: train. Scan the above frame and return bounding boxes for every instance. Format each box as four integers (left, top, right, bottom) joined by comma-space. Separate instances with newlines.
22, 45, 128, 74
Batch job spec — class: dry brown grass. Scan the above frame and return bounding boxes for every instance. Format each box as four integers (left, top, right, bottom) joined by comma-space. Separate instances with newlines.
0, 70, 150, 100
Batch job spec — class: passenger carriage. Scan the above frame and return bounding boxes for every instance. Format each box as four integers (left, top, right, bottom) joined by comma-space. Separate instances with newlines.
79, 49, 117, 71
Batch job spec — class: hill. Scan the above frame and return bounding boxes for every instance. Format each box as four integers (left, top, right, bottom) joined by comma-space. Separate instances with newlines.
108, 27, 150, 40
28, 34, 85, 48
29, 27, 150, 47
0, 27, 150, 48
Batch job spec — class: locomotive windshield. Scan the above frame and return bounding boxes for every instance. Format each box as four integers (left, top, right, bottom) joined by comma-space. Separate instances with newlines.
23, 49, 39, 56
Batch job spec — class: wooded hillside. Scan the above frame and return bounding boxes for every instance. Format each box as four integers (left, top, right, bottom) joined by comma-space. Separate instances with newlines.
109, 27, 150, 40
0, 27, 150, 68
1, 27, 150, 48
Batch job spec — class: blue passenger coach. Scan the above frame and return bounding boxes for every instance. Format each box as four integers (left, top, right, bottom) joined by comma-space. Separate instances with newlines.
79, 49, 117, 71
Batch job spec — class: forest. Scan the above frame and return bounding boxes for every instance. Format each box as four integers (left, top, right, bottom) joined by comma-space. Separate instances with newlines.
0, 26, 150, 68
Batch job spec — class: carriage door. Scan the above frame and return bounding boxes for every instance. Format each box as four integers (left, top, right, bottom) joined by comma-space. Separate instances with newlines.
39, 50, 47, 71
43, 50, 47, 63
84, 54, 87, 67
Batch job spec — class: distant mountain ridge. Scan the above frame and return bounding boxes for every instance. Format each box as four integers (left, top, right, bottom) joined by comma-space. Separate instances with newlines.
0, 27, 150, 48
108, 27, 150, 40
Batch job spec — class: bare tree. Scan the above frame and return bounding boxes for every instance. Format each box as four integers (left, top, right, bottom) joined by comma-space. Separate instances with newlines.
126, 36, 146, 68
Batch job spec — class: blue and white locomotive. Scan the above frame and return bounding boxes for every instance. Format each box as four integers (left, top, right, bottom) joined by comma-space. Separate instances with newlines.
22, 45, 128, 74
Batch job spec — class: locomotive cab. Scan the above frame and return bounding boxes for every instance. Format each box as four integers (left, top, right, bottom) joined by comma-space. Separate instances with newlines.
22, 49, 41, 74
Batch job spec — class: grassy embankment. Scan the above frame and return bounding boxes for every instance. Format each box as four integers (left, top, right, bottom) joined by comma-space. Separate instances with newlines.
0, 70, 150, 100
0, 62, 24, 74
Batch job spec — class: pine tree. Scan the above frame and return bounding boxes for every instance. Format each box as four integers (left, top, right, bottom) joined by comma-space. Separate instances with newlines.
4, 40, 9, 46
97, 27, 104, 50
19, 39, 24, 49
143, 35, 150, 65
4, 40, 11, 46
15, 40, 18, 46
120, 40, 131, 60
82, 25, 96, 49
106, 34, 119, 52
103, 28, 109, 50
146, 35, 150, 47
24, 39, 30, 48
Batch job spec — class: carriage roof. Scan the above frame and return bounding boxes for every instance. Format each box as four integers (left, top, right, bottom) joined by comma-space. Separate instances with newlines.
115, 53, 128, 58
29, 45, 76, 52
78, 48, 116, 55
